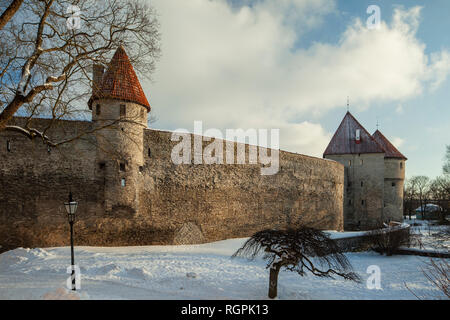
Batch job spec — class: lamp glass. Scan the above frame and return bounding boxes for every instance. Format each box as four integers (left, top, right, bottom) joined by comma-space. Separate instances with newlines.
64, 201, 78, 221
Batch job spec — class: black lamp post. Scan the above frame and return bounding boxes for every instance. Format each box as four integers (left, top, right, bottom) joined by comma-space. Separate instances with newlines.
64, 192, 78, 290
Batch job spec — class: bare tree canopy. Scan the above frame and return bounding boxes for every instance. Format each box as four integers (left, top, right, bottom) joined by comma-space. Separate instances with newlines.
232, 228, 360, 298
0, 0, 24, 30
444, 145, 450, 176
0, 0, 160, 145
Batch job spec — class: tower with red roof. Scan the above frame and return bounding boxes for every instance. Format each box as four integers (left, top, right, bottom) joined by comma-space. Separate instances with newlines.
89, 46, 151, 212
324, 112, 407, 230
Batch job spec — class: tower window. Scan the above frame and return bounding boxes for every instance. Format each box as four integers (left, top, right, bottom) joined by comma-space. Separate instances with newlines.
6, 140, 11, 152
120, 104, 126, 117
348, 199, 352, 205
148, 148, 151, 157
400, 162, 403, 169
96, 104, 101, 116
121, 178, 126, 187
119, 162, 126, 172
392, 182, 396, 187
99, 162, 106, 170
361, 181, 364, 187
140, 108, 145, 119
361, 200, 365, 205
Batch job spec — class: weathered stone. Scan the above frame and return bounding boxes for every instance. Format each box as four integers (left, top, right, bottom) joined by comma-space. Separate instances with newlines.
173, 222, 206, 245
0, 115, 344, 251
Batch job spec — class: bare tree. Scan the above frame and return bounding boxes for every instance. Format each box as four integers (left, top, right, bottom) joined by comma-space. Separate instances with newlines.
232, 228, 361, 299
410, 176, 430, 220
429, 176, 450, 224
444, 145, 450, 176
0, 0, 24, 31
404, 178, 418, 220
0, 0, 160, 147
406, 258, 450, 300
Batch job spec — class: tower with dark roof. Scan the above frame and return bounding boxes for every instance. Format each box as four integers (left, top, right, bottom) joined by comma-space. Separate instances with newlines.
372, 130, 407, 225
323, 112, 407, 230
89, 46, 150, 213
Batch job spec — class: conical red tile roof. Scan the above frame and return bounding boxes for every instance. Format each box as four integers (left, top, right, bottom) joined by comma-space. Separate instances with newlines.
88, 46, 150, 111
323, 112, 385, 156
373, 130, 407, 160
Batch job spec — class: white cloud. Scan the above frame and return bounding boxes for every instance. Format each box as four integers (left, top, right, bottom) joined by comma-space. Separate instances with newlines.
391, 137, 405, 149
144, 0, 450, 157
395, 104, 404, 114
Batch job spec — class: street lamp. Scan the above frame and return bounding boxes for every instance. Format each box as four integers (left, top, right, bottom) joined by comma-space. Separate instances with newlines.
64, 192, 78, 290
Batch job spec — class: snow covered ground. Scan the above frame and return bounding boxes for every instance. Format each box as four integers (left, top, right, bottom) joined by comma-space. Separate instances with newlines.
404, 217, 450, 252
0, 237, 447, 300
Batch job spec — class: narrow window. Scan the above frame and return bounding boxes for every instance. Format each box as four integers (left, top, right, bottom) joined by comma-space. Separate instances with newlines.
392, 182, 396, 187
400, 162, 403, 169
6, 140, 11, 152
119, 162, 126, 172
361, 181, 364, 187
348, 160, 352, 167
140, 108, 145, 119
96, 104, 101, 116
121, 178, 126, 187
361, 200, 365, 205
120, 104, 126, 117
148, 148, 151, 157
348, 199, 352, 205
360, 159, 363, 165
99, 162, 106, 170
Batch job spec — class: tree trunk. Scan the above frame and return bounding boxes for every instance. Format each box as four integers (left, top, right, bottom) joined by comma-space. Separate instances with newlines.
268, 265, 281, 299
0, 0, 24, 31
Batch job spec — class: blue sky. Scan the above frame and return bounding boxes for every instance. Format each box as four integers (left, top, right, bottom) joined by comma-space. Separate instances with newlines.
314, 1, 450, 179
144, 0, 449, 179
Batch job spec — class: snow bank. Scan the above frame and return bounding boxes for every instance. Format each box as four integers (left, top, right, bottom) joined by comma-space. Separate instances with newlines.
0, 238, 445, 300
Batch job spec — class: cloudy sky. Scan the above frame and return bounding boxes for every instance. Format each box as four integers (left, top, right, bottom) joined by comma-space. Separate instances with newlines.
142, 0, 450, 179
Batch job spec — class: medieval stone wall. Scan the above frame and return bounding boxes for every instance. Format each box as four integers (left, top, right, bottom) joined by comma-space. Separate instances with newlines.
0, 118, 344, 251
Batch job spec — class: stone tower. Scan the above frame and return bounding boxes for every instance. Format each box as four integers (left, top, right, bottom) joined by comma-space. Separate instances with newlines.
323, 112, 406, 230
373, 130, 407, 223
88, 46, 151, 213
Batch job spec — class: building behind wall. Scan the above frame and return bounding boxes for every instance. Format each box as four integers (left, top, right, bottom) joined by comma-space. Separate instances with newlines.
323, 112, 407, 230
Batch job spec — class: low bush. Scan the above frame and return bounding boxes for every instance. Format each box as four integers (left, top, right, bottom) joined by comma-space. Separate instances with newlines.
364, 226, 417, 256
